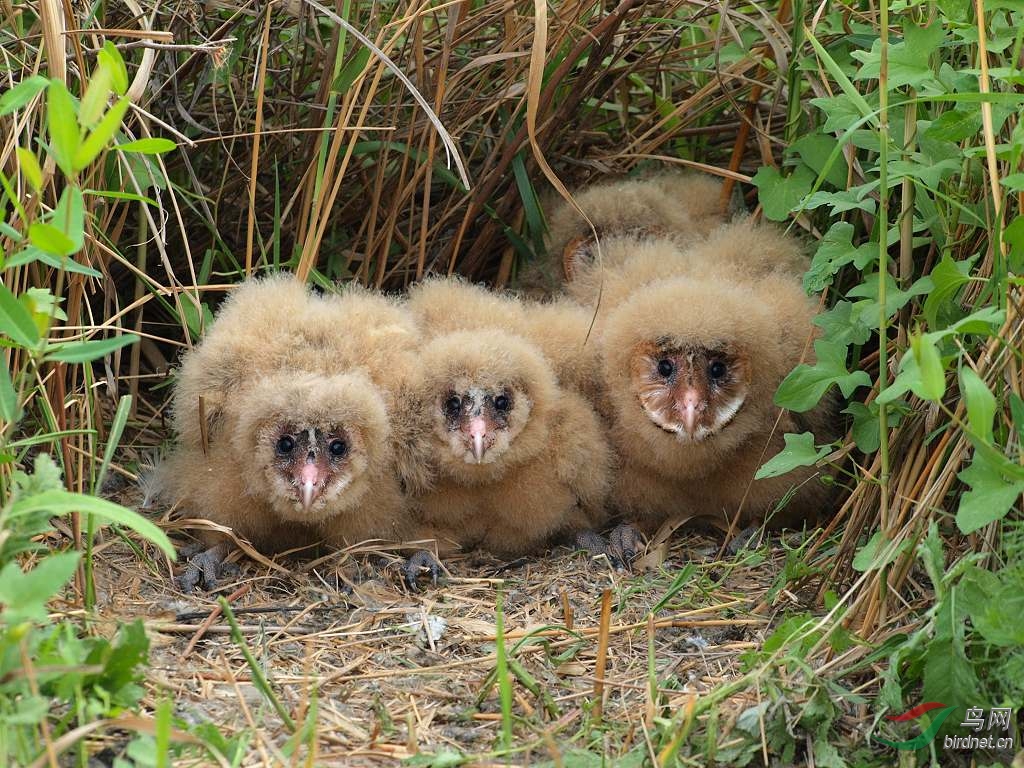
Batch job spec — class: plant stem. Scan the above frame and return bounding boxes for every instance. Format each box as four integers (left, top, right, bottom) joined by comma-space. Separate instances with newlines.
877, 0, 892, 533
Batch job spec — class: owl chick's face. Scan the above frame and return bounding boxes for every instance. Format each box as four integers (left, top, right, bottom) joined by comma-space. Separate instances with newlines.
263, 421, 357, 514
630, 340, 751, 443
437, 383, 529, 465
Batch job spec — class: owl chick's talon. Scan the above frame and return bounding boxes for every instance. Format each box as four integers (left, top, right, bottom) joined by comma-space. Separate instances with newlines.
725, 525, 760, 556
175, 542, 233, 593
609, 523, 644, 568
404, 549, 442, 591
574, 528, 632, 570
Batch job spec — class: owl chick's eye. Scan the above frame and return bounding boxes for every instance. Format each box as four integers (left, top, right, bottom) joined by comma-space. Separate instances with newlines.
708, 360, 728, 381
328, 438, 348, 457
276, 435, 295, 454
494, 394, 511, 412
657, 359, 675, 378
444, 395, 462, 416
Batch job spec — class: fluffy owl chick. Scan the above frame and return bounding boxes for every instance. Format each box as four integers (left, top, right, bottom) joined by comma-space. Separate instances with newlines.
565, 218, 812, 308
599, 272, 835, 537
162, 275, 411, 591
406, 277, 604, 403
545, 171, 726, 277
397, 329, 612, 559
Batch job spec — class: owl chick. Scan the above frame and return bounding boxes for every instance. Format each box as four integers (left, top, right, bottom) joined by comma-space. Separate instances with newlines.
406, 276, 604, 403
597, 266, 835, 542
545, 171, 727, 279
395, 328, 613, 561
160, 275, 413, 591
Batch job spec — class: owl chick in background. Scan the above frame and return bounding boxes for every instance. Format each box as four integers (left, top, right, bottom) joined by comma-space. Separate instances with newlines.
160, 276, 416, 591
544, 171, 727, 280
396, 278, 614, 565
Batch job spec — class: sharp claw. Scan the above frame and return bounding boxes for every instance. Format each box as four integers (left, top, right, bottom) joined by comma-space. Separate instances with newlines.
404, 550, 443, 591
175, 542, 233, 593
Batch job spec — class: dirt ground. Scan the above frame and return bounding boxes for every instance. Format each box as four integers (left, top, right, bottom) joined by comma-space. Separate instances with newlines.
80, 493, 846, 768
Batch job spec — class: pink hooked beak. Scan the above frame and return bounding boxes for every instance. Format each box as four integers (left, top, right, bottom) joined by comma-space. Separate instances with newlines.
676, 389, 703, 436
469, 416, 488, 463
299, 460, 320, 510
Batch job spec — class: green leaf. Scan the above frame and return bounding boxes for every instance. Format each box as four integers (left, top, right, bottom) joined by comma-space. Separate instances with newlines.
16, 147, 43, 192
12, 246, 103, 278
332, 47, 371, 94
28, 222, 76, 257
804, 222, 876, 293
755, 432, 830, 480
1010, 393, 1024, 444
115, 138, 177, 154
921, 584, 982, 716
908, 330, 946, 402
853, 23, 945, 91
956, 452, 1024, 533
788, 132, 849, 188
0, 75, 49, 115
79, 64, 114, 128
0, 283, 42, 348
923, 253, 974, 330
45, 334, 140, 363
923, 109, 982, 141
51, 185, 86, 254
775, 339, 872, 412
74, 96, 129, 171
852, 530, 909, 572
98, 41, 130, 95
750, 165, 816, 221
962, 566, 1024, 647
0, 361, 21, 423
47, 81, 80, 177
959, 367, 996, 442
0, 551, 81, 622
805, 32, 875, 124
8, 489, 175, 559
813, 301, 873, 347
844, 401, 880, 453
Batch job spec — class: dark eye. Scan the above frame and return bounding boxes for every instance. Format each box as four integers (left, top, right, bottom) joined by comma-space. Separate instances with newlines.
444, 395, 462, 415
494, 395, 510, 412
276, 435, 295, 454
328, 439, 347, 457
657, 359, 675, 378
708, 360, 728, 380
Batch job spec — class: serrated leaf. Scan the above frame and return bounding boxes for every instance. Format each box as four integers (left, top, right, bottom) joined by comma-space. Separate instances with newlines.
775, 339, 872, 412
16, 147, 43, 192
45, 334, 140, 364
0, 551, 81, 622
28, 222, 76, 257
755, 432, 830, 479
74, 96, 129, 171
751, 165, 816, 221
959, 367, 996, 442
115, 138, 177, 154
956, 452, 1024, 533
804, 222, 876, 292
8, 489, 175, 558
0, 75, 49, 115
0, 283, 42, 348
47, 81, 80, 177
